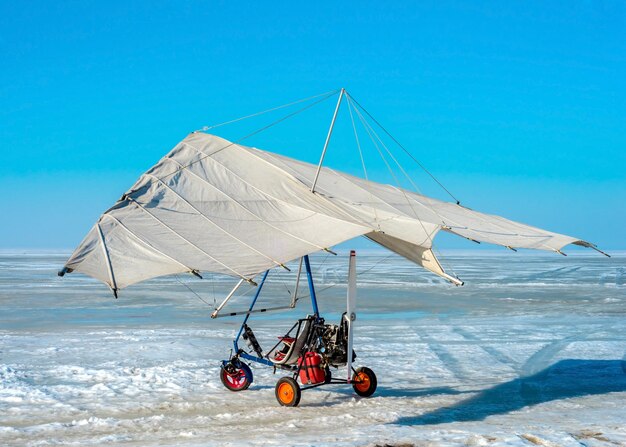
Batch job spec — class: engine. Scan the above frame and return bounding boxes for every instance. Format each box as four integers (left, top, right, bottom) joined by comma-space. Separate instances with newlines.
320, 314, 353, 367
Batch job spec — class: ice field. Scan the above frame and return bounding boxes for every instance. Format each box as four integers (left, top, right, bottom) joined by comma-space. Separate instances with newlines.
1, 250, 625, 446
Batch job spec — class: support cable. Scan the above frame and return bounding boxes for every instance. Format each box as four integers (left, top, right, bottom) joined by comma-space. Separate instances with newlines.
196, 89, 340, 132
346, 98, 381, 231
348, 97, 449, 227
174, 274, 214, 309
294, 253, 395, 301
350, 108, 464, 268
350, 99, 461, 282
352, 111, 517, 255
155, 90, 340, 184
352, 102, 431, 234
346, 92, 461, 205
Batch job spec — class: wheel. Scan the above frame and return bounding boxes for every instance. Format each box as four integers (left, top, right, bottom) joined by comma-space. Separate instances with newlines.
352, 366, 377, 397
220, 361, 253, 392
275, 377, 301, 407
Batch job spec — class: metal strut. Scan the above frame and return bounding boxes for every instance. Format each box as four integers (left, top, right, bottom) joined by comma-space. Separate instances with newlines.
291, 257, 304, 308
311, 88, 345, 193
211, 278, 245, 318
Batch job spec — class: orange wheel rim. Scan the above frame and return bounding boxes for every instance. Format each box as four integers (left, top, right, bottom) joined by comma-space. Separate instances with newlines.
278, 382, 294, 403
354, 372, 370, 392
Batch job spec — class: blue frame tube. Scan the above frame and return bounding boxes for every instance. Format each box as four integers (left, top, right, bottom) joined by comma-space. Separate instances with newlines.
234, 270, 269, 352
239, 351, 274, 367
303, 255, 319, 315
231, 257, 320, 367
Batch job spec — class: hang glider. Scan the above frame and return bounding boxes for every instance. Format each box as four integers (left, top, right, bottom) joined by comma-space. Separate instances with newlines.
57, 89, 610, 408
59, 130, 602, 295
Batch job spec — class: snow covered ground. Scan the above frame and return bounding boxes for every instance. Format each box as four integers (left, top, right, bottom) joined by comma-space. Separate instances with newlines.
1, 250, 625, 446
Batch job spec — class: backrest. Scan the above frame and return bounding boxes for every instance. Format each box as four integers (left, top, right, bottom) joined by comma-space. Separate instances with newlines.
272, 317, 313, 366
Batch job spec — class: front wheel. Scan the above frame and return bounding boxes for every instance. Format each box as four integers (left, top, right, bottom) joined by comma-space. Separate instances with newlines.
275, 377, 301, 407
220, 361, 253, 392
352, 366, 377, 397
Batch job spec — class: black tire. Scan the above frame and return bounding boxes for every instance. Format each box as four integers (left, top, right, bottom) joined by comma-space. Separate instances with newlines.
352, 366, 377, 397
220, 362, 253, 392
275, 377, 301, 407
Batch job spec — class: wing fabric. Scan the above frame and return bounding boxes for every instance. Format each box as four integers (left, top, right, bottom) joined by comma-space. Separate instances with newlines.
62, 132, 595, 292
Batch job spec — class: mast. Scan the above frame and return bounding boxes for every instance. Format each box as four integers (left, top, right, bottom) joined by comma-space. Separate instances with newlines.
345, 249, 356, 381
311, 88, 345, 193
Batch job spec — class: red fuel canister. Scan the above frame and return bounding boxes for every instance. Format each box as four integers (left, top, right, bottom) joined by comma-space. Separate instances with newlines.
297, 352, 325, 385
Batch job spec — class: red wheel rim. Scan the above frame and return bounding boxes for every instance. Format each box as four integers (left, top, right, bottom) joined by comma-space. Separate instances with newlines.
224, 368, 248, 390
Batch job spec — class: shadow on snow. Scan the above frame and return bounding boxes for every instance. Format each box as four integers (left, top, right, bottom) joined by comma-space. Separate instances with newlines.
393, 359, 626, 426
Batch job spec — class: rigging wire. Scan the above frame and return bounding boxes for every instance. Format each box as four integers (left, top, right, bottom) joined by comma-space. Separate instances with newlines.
174, 274, 214, 309
349, 97, 521, 251
289, 251, 331, 305
175, 272, 259, 310
289, 252, 396, 302
345, 92, 461, 205
349, 97, 460, 281
195, 89, 341, 132
354, 105, 459, 280
149, 89, 341, 186
346, 99, 381, 231
351, 99, 428, 226
210, 251, 393, 312
349, 96, 451, 228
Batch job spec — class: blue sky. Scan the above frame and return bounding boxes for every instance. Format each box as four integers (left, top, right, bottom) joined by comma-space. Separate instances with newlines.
1, 1, 624, 250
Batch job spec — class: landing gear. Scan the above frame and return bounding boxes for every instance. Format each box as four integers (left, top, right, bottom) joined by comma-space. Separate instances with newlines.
271, 365, 376, 406
275, 377, 301, 407
352, 366, 377, 397
220, 360, 253, 392
220, 251, 374, 407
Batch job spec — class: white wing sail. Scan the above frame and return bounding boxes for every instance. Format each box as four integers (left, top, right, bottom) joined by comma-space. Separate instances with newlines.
60, 132, 597, 293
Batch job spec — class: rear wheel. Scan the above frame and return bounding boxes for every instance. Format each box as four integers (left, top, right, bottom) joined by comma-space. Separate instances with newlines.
275, 377, 301, 407
220, 361, 253, 392
352, 366, 377, 397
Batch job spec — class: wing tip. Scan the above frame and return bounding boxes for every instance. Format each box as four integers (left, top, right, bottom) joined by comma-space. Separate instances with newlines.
571, 240, 611, 257
57, 267, 72, 277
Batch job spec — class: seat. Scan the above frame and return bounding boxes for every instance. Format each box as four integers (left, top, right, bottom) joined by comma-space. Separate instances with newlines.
270, 318, 313, 366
